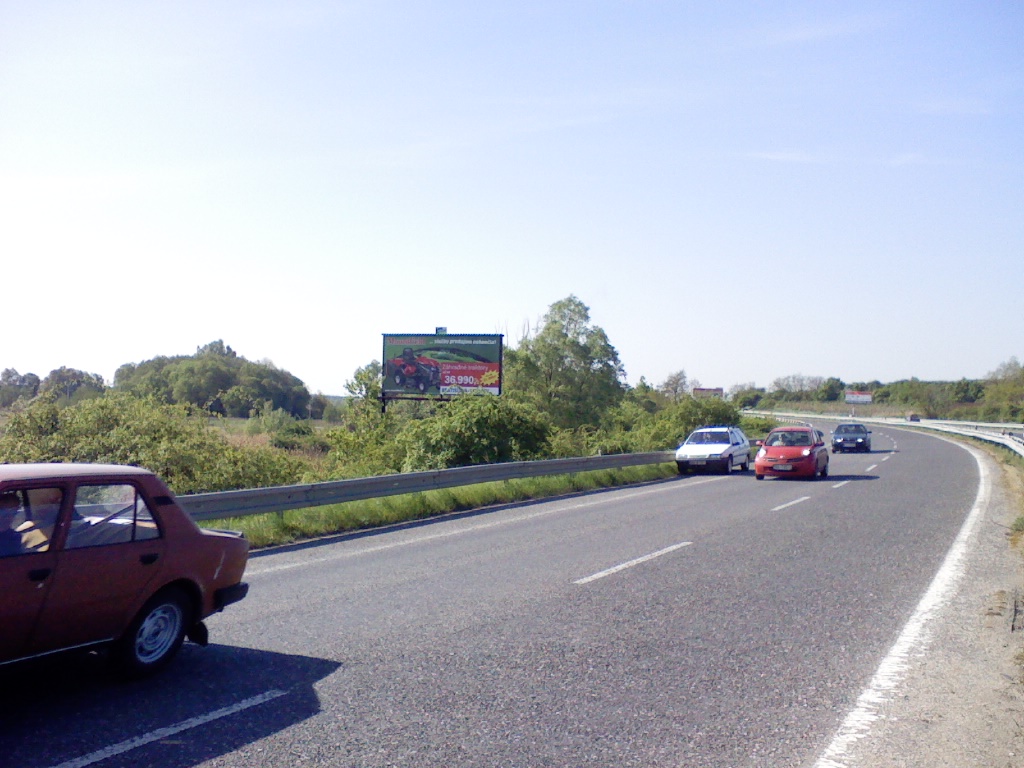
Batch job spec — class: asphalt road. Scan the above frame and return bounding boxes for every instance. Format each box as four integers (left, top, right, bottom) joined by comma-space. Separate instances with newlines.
0, 421, 988, 768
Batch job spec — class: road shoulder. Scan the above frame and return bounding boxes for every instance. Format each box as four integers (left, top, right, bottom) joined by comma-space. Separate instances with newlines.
828, 450, 1024, 767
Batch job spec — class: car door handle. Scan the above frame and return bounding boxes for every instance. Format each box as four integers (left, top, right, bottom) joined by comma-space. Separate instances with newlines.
28, 568, 52, 582
140, 553, 160, 565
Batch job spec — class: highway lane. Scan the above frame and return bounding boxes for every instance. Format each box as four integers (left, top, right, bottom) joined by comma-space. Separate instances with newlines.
0, 423, 985, 768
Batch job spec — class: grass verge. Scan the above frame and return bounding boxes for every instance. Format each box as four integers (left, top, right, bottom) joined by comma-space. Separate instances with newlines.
201, 462, 680, 549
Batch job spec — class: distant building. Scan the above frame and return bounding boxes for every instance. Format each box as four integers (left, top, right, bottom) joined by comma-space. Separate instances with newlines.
692, 387, 725, 399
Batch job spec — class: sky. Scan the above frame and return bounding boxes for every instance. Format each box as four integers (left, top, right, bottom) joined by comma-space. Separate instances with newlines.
2, 1, 1022, 396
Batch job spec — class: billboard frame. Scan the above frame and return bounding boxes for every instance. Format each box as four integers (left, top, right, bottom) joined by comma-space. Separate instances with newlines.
381, 332, 504, 409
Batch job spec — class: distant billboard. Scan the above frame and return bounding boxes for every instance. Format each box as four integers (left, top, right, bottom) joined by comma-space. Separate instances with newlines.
692, 387, 724, 399
845, 390, 873, 404
382, 333, 503, 398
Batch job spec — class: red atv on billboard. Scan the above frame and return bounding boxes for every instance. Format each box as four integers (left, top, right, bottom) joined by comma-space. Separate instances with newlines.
385, 348, 442, 394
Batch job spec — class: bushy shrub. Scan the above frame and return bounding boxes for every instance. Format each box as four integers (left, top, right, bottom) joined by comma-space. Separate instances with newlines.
269, 420, 331, 453
400, 395, 552, 471
0, 392, 304, 494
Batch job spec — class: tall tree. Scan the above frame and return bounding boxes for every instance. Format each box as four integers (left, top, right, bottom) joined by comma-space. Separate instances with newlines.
40, 367, 106, 402
659, 370, 689, 403
505, 296, 626, 429
0, 369, 41, 407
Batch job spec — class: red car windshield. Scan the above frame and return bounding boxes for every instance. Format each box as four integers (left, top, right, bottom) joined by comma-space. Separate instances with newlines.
766, 431, 812, 447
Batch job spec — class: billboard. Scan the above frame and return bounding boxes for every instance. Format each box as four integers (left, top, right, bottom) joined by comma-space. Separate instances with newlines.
845, 391, 873, 404
382, 334, 503, 398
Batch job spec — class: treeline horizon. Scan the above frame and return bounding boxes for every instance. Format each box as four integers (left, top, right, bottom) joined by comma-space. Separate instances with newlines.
1, 296, 1021, 497
3, 338, 1021, 424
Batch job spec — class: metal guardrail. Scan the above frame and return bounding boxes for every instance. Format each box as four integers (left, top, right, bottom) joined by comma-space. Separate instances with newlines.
177, 451, 676, 522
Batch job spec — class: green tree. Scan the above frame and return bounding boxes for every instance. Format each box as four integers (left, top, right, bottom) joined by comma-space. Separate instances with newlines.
40, 366, 106, 403
984, 358, 1024, 419
114, 341, 312, 418
728, 383, 764, 409
814, 377, 845, 402
0, 369, 40, 407
505, 296, 626, 429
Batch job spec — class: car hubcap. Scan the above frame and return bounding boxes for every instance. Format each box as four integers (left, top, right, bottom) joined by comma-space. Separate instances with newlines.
136, 603, 183, 663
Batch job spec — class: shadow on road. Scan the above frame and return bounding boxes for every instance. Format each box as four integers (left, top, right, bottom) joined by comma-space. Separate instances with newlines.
0, 644, 341, 768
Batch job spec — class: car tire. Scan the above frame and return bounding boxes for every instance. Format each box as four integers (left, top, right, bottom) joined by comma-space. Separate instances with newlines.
819, 462, 829, 479
676, 462, 686, 475
114, 587, 192, 677
755, 473, 764, 481
739, 455, 750, 472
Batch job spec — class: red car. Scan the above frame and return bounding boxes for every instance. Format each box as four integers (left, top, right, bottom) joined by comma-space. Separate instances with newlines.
754, 426, 830, 480
0, 464, 249, 675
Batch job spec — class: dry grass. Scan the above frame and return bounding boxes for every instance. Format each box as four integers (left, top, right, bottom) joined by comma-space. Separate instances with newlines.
957, 438, 1024, 548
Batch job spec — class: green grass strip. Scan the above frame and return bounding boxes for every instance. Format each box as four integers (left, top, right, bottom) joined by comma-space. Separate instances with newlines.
200, 463, 678, 548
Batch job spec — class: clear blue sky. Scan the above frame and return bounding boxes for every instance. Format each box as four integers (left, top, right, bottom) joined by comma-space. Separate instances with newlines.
2, 1, 1021, 395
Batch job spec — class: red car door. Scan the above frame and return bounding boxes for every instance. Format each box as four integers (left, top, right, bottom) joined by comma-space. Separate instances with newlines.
26, 482, 168, 655
0, 550, 58, 661
0, 485, 65, 662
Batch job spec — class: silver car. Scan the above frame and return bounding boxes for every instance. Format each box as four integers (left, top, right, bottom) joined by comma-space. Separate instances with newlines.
675, 426, 751, 475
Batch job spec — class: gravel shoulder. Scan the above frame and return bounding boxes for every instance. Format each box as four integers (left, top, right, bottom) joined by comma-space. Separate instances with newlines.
822, 448, 1024, 767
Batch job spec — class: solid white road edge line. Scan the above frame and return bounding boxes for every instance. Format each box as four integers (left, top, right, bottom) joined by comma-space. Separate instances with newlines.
50, 689, 288, 768
771, 496, 810, 512
249, 478, 723, 577
813, 444, 990, 768
573, 541, 693, 585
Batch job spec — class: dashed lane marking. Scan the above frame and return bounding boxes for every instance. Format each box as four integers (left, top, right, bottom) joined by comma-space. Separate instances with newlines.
49, 689, 288, 768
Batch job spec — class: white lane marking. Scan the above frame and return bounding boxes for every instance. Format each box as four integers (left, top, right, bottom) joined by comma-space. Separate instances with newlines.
882, 456, 891, 462
814, 445, 991, 768
832, 481, 850, 489
771, 496, 810, 512
573, 541, 693, 585
248, 477, 724, 577
50, 689, 287, 768
865, 464, 878, 472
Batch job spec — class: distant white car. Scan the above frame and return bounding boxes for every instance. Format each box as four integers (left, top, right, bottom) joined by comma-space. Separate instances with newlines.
674, 426, 751, 475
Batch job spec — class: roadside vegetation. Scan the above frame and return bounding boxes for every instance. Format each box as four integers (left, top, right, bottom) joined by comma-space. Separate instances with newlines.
1, 294, 1021, 546
211, 464, 680, 549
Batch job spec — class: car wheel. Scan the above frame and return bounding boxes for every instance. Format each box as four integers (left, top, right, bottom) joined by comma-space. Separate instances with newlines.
755, 473, 764, 481
114, 587, 191, 677
819, 461, 829, 479
740, 455, 750, 472
721, 457, 731, 475
676, 462, 686, 475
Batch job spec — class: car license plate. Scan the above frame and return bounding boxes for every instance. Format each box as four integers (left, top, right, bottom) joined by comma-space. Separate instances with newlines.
691, 460, 706, 466
774, 464, 793, 471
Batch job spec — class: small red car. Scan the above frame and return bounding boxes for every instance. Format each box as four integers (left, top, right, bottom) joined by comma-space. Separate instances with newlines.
0, 464, 249, 675
754, 426, 830, 480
